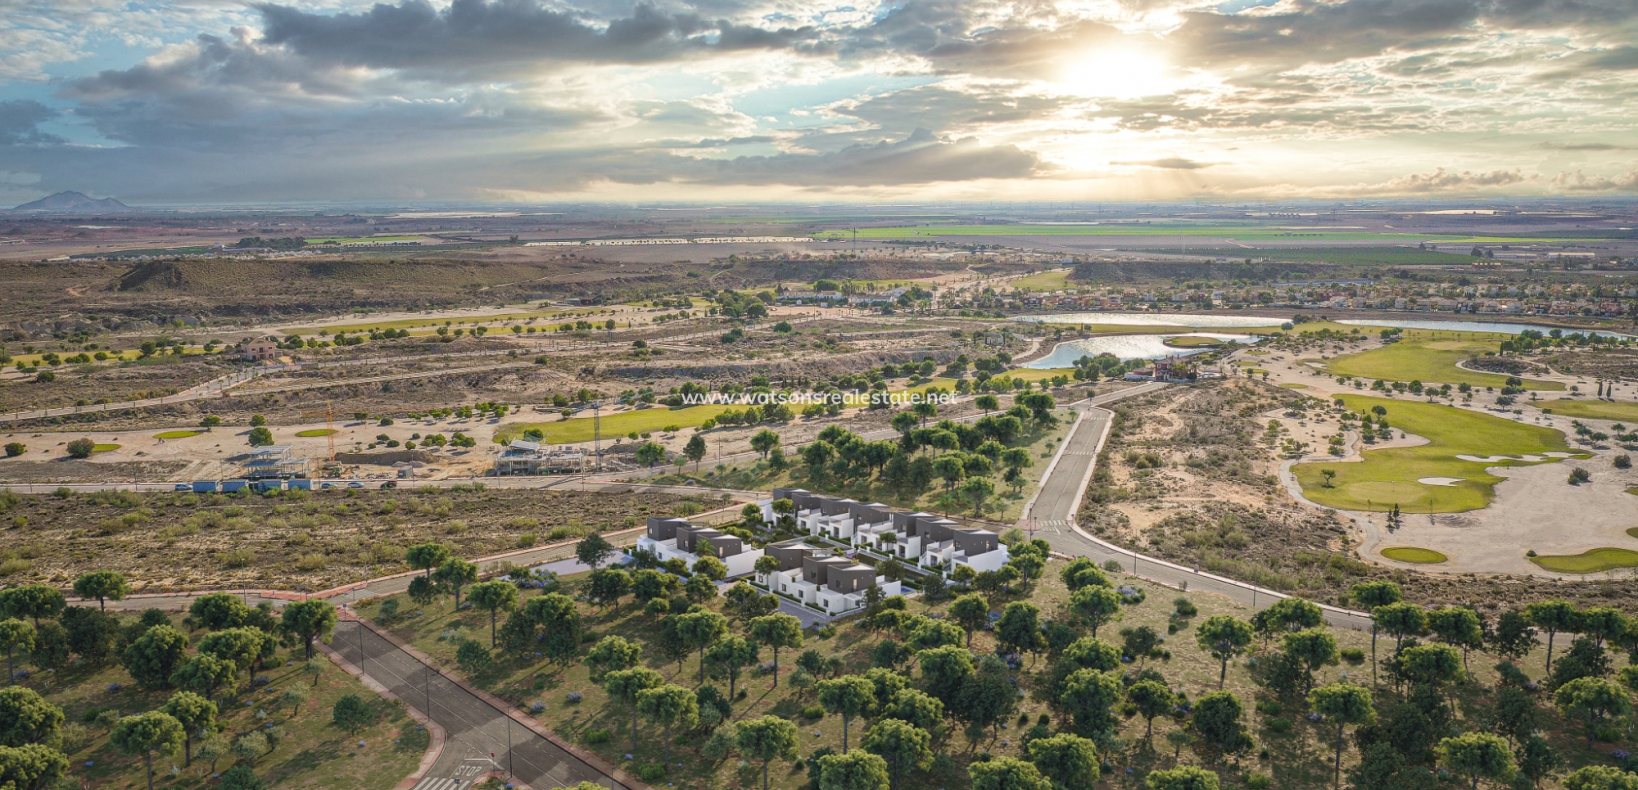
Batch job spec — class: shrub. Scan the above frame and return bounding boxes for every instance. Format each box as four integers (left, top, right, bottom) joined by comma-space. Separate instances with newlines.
1615, 455, 1631, 469
1267, 717, 1293, 733
1569, 467, 1592, 484
1256, 700, 1283, 716
1172, 597, 1198, 618
1245, 772, 1272, 789
3, 443, 23, 457
66, 438, 96, 458
801, 705, 826, 720
584, 728, 611, 745
1339, 648, 1366, 664
637, 763, 666, 781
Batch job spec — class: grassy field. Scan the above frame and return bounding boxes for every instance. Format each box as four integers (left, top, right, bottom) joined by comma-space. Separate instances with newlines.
1325, 329, 1563, 390
91, 443, 121, 453
1530, 548, 1638, 574
1010, 270, 1071, 291
1380, 547, 1448, 564
1163, 336, 1224, 348
305, 235, 430, 244
1278, 383, 1309, 389
496, 405, 734, 444
155, 430, 201, 440
297, 428, 340, 437
812, 225, 1575, 243
1294, 395, 1580, 512
1539, 400, 1638, 421
34, 612, 424, 790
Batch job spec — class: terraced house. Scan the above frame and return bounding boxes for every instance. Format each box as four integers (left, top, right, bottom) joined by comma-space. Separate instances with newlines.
754, 540, 903, 615
636, 516, 766, 578
761, 488, 1011, 573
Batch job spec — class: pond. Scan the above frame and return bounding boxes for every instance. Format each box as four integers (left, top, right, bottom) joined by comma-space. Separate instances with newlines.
1017, 312, 1279, 329
1023, 333, 1256, 369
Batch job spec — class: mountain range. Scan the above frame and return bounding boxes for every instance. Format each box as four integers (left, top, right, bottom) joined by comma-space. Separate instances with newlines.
11, 191, 133, 213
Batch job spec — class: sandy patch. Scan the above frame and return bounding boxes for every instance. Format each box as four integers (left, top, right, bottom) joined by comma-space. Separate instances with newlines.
1418, 477, 1463, 486
1456, 451, 1575, 462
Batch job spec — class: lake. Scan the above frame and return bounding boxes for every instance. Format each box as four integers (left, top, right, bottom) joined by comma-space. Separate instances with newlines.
1024, 333, 1256, 369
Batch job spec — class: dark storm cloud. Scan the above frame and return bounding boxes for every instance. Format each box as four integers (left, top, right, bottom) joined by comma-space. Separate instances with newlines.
0, 100, 62, 145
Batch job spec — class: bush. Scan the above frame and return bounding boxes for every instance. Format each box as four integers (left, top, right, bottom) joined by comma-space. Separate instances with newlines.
1172, 597, 1198, 618
1339, 648, 1366, 664
1616, 455, 1631, 469
1245, 772, 1272, 790
1267, 717, 1294, 733
801, 705, 826, 720
3, 442, 23, 457
66, 438, 96, 459
1255, 700, 1283, 716
584, 728, 611, 745
1569, 467, 1591, 484
637, 763, 666, 781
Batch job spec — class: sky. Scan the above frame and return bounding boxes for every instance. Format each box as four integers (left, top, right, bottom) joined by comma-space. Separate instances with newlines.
0, 0, 1636, 205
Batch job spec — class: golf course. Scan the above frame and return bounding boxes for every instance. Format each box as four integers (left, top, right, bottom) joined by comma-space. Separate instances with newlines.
1294, 395, 1583, 512
1325, 329, 1563, 390
1540, 400, 1638, 421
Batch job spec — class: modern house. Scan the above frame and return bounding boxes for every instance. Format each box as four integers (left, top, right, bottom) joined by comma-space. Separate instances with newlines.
755, 539, 903, 614
635, 517, 765, 578
762, 488, 1011, 574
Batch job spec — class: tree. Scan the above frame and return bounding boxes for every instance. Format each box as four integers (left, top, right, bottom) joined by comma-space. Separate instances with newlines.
587, 568, 633, 613
916, 645, 973, 704
73, 571, 129, 612
1578, 607, 1627, 649
66, 438, 95, 459
247, 426, 274, 446
434, 557, 479, 609
880, 688, 944, 732
1070, 585, 1122, 638
0, 620, 32, 687
1427, 606, 1484, 667
1437, 732, 1516, 790
862, 718, 930, 790
1563, 766, 1638, 790
405, 543, 452, 577
707, 635, 759, 699
160, 691, 216, 767
1351, 580, 1402, 684
749, 614, 803, 686
818, 749, 890, 790
1126, 679, 1174, 740
0, 743, 68, 790
123, 624, 189, 689
466, 581, 518, 646
948, 594, 989, 646
635, 441, 666, 475
1189, 690, 1248, 762
1257, 597, 1324, 637
693, 554, 729, 582
28, 621, 66, 673
996, 602, 1046, 663
456, 639, 492, 674
738, 715, 801, 790
331, 694, 374, 733
1282, 629, 1338, 692
817, 675, 877, 752
1144, 766, 1220, 790
1309, 683, 1374, 788
1515, 736, 1560, 789
1524, 600, 1579, 673
1489, 610, 1537, 664
605, 667, 664, 750
637, 684, 698, 767
280, 599, 337, 660
523, 593, 582, 665
960, 476, 995, 515
220, 763, 267, 790
1374, 602, 1427, 656
576, 533, 617, 570
197, 627, 271, 687
0, 586, 63, 627
188, 592, 251, 631
970, 756, 1051, 790
975, 395, 1000, 414
750, 429, 780, 460
1195, 615, 1254, 688
110, 712, 185, 790
407, 576, 439, 608
586, 635, 642, 683
278, 684, 310, 718
171, 654, 238, 701
1554, 677, 1631, 749
676, 609, 730, 682
0, 687, 62, 748
1027, 733, 1100, 790
1059, 668, 1123, 736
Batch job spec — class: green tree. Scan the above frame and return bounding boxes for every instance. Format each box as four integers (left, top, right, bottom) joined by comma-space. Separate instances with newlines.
160, 691, 216, 767
818, 749, 890, 790
862, 718, 931, 790
692, 554, 729, 581
1374, 602, 1427, 656
1144, 766, 1220, 790
0, 586, 63, 627
575, 533, 616, 570
405, 543, 452, 578
1563, 766, 1638, 790
188, 592, 251, 631
604, 667, 664, 750
970, 756, 1051, 790
1070, 586, 1122, 638
466, 580, 519, 647
278, 684, 310, 718
817, 675, 877, 752
587, 568, 633, 613
73, 571, 129, 612
1515, 735, 1560, 789
707, 635, 759, 699
637, 684, 698, 767
1524, 600, 1580, 673
949, 594, 989, 646
1059, 668, 1123, 735
880, 688, 944, 732
247, 427, 274, 446
66, 438, 95, 458
1027, 733, 1100, 790
1554, 677, 1632, 749
122, 625, 189, 690
1426, 606, 1484, 668
635, 441, 666, 475
749, 614, 803, 686
1126, 679, 1175, 740
220, 763, 267, 790
1351, 580, 1402, 685
197, 627, 272, 687
170, 654, 237, 701
960, 476, 995, 516
1282, 629, 1338, 693
676, 609, 730, 682
0, 687, 62, 748
685, 433, 710, 469
1189, 691, 1248, 762
0, 620, 33, 687
433, 557, 479, 609
0, 743, 68, 790
738, 715, 801, 790
523, 593, 582, 665
1195, 615, 1254, 689
996, 602, 1046, 664
1309, 683, 1374, 788
586, 635, 642, 682
1436, 732, 1516, 790
750, 429, 780, 460
407, 576, 439, 608
280, 599, 338, 660
110, 712, 185, 790
331, 694, 374, 733
916, 645, 973, 704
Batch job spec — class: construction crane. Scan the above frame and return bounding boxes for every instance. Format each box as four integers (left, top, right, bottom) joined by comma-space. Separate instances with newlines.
300, 400, 338, 464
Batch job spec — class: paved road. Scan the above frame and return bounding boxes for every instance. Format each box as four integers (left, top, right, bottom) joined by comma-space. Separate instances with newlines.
1022, 382, 1167, 527
332, 621, 624, 790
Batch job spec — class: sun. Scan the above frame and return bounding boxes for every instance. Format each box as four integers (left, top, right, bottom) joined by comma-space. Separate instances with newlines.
1057, 46, 1178, 99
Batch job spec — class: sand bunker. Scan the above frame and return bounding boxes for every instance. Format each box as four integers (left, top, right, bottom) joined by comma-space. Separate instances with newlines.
1456, 452, 1575, 463
1419, 477, 1463, 486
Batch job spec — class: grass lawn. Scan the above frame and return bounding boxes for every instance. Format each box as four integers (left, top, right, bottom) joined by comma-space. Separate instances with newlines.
35, 613, 425, 790
496, 405, 733, 444
297, 429, 340, 437
1539, 400, 1638, 421
1293, 395, 1581, 513
1010, 270, 1071, 291
1163, 336, 1224, 348
813, 225, 1567, 243
1278, 383, 1308, 390
91, 443, 121, 453
1530, 548, 1638, 574
155, 430, 201, 440
1324, 330, 1563, 390
1380, 547, 1448, 564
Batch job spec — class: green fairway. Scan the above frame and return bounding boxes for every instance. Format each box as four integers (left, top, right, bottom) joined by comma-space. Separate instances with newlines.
153, 430, 199, 440
496, 405, 732, 444
1530, 548, 1638, 574
1279, 383, 1309, 389
296, 428, 339, 437
812, 225, 1581, 243
1012, 269, 1071, 290
1325, 330, 1563, 390
1294, 395, 1580, 513
1382, 547, 1448, 564
1539, 399, 1638, 421
91, 443, 121, 453
1163, 336, 1224, 348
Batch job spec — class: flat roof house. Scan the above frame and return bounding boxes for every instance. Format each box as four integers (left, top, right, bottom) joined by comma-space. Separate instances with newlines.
763, 487, 1010, 574
635, 516, 765, 578
755, 538, 902, 615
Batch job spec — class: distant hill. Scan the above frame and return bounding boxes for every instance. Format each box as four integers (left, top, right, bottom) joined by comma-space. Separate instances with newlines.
11, 191, 132, 213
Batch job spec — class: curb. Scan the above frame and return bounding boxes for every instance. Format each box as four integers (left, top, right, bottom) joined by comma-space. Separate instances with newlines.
317, 633, 447, 790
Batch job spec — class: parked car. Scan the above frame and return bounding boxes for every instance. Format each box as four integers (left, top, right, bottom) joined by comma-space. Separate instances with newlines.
173, 483, 192, 492
347, 481, 364, 489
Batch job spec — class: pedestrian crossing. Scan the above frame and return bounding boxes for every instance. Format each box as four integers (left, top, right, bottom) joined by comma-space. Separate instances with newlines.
412, 761, 491, 790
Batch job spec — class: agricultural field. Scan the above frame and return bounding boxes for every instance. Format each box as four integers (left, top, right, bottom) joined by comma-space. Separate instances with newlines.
1010, 270, 1072, 291
1293, 395, 1580, 513
812, 225, 1564, 243
1325, 330, 1563, 391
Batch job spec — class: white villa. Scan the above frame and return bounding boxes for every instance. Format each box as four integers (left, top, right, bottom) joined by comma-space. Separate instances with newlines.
635, 517, 765, 578
754, 540, 903, 615
760, 488, 1011, 574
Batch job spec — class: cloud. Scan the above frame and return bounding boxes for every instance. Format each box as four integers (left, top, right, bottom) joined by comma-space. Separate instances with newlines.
1551, 169, 1638, 191
668, 127, 1045, 186
1113, 157, 1214, 169
0, 100, 62, 145
1538, 142, 1630, 151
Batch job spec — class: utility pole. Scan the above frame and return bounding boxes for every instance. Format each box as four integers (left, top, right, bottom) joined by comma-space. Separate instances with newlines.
592, 401, 602, 472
